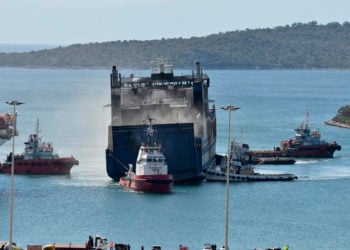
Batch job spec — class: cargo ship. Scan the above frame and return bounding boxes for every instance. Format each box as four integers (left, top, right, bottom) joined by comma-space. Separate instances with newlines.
0, 119, 79, 175
106, 60, 216, 182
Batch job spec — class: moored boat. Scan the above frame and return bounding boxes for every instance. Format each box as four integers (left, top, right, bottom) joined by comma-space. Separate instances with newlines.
119, 117, 173, 193
0, 119, 78, 175
249, 113, 341, 158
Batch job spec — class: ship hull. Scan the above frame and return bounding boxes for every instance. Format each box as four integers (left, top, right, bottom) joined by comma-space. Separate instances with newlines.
250, 143, 341, 159
292, 144, 341, 158
119, 175, 173, 193
206, 170, 297, 182
0, 157, 79, 175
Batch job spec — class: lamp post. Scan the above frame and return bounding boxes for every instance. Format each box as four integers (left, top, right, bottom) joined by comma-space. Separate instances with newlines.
6, 100, 24, 250
221, 105, 240, 250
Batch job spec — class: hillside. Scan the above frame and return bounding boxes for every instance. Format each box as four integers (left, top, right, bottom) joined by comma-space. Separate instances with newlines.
325, 105, 350, 129
1, 21, 350, 69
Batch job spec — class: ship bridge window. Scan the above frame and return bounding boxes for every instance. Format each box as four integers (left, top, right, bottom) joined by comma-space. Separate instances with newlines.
146, 157, 163, 162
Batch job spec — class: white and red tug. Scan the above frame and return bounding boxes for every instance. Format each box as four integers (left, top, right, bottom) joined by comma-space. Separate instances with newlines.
119, 117, 173, 194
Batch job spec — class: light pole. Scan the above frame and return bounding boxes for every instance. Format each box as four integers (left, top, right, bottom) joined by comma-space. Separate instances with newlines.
221, 105, 240, 250
6, 100, 24, 250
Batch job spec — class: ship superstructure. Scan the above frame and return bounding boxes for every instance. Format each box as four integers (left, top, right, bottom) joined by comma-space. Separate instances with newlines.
106, 60, 216, 182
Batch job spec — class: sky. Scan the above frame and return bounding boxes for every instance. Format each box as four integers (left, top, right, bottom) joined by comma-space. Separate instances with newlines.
0, 0, 349, 45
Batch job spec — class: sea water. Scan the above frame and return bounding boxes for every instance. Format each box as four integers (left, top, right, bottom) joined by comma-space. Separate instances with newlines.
0, 67, 350, 249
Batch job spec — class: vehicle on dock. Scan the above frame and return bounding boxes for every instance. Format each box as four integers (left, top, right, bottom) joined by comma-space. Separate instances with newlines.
43, 236, 107, 250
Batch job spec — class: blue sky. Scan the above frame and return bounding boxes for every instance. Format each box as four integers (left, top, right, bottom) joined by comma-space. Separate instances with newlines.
0, 0, 349, 45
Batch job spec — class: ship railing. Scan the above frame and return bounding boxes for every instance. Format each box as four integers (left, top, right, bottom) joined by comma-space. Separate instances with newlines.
116, 74, 209, 89
122, 98, 189, 108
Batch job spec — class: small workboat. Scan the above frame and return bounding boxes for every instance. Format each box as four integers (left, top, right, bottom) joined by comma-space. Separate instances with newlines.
206, 141, 297, 182
119, 117, 173, 193
203, 243, 217, 250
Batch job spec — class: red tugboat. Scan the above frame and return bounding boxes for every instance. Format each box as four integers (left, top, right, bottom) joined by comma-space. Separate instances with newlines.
279, 113, 341, 157
119, 117, 173, 193
250, 113, 341, 159
0, 119, 79, 175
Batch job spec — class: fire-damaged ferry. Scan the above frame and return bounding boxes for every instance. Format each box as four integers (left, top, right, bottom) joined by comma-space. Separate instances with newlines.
106, 60, 216, 182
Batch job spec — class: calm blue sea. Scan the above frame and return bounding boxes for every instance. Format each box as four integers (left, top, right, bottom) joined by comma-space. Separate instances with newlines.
1, 67, 350, 250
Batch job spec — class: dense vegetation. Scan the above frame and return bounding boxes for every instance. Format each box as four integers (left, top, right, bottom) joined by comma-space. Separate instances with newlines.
1, 21, 350, 69
330, 105, 350, 125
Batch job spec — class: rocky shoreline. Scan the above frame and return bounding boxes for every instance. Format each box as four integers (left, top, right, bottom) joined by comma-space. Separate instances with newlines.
325, 120, 350, 129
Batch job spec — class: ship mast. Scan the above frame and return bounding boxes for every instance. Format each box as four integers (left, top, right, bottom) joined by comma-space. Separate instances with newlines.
143, 115, 156, 145
305, 111, 309, 130
33, 118, 41, 158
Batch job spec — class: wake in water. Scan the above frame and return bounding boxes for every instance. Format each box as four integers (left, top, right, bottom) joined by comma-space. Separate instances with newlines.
295, 159, 319, 164
297, 175, 350, 181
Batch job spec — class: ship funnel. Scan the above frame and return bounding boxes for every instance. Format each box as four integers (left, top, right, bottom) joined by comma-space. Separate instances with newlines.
111, 66, 120, 87
196, 62, 201, 81
160, 63, 164, 74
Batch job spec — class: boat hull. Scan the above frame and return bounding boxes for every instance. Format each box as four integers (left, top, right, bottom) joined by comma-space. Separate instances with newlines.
250, 143, 341, 159
0, 157, 79, 175
119, 174, 173, 193
251, 157, 296, 165
206, 170, 297, 182
292, 144, 341, 158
